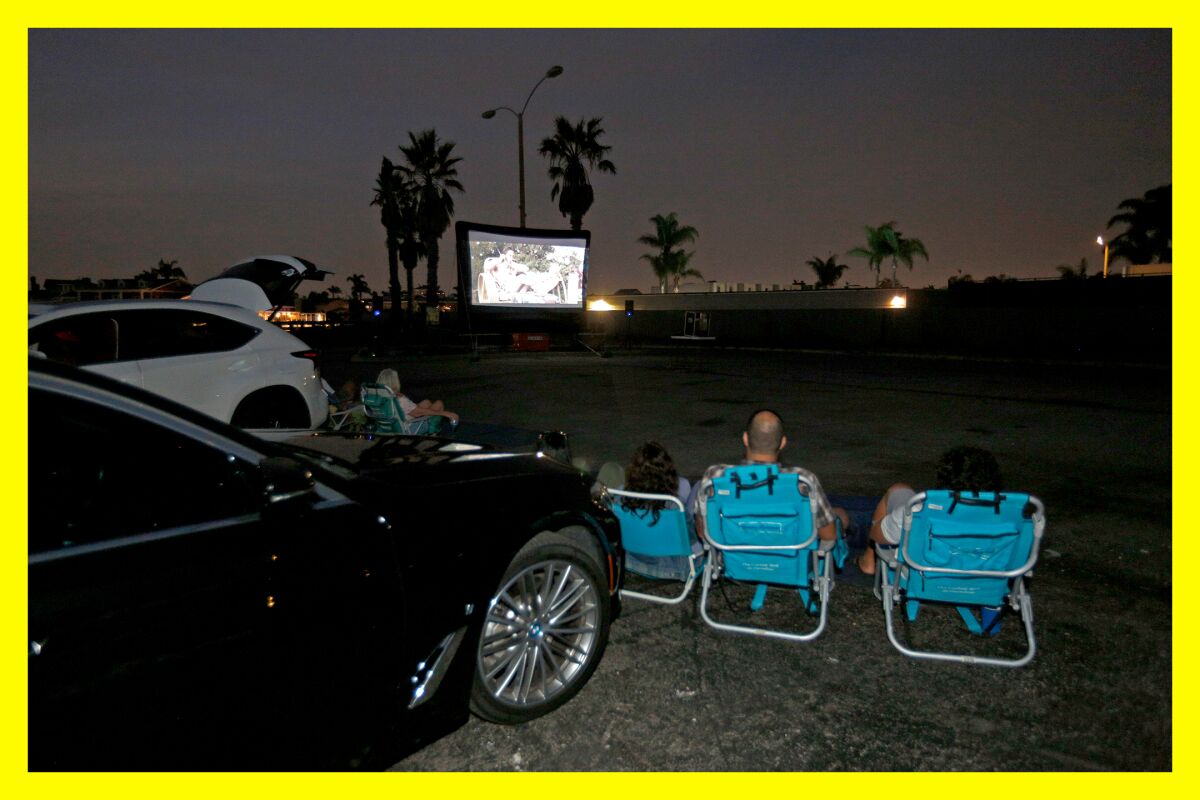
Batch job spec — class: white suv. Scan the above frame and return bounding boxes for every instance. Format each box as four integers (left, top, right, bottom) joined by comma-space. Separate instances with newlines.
28, 299, 329, 430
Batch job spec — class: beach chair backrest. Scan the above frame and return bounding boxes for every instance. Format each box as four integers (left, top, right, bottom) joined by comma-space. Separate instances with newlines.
607, 490, 691, 559
902, 490, 1039, 606
706, 464, 816, 585
360, 383, 403, 432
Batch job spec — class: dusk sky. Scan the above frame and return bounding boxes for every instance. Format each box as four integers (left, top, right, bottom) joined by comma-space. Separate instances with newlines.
28, 28, 1171, 296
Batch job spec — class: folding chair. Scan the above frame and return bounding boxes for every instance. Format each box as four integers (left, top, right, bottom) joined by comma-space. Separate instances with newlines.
326, 404, 363, 431
700, 464, 848, 642
875, 490, 1046, 667
359, 383, 442, 435
606, 489, 705, 605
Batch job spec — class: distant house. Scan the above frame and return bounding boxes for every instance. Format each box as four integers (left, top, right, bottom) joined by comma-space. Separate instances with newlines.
30, 277, 193, 303
1124, 263, 1171, 277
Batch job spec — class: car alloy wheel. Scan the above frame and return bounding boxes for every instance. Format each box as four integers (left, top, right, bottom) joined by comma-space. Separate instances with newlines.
470, 533, 610, 723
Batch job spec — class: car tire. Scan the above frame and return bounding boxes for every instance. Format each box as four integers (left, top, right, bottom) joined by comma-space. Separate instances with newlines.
470, 531, 611, 724
231, 386, 311, 429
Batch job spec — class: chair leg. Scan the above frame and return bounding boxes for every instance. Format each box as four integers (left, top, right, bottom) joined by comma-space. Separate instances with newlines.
881, 574, 1038, 667
750, 583, 768, 611
699, 558, 830, 643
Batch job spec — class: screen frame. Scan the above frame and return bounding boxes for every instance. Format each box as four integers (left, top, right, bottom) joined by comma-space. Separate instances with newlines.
455, 221, 590, 316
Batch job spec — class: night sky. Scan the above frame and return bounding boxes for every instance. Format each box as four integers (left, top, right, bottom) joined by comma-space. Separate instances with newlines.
28, 28, 1171, 295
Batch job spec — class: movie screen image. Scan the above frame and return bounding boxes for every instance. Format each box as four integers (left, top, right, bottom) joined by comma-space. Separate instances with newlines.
460, 224, 588, 309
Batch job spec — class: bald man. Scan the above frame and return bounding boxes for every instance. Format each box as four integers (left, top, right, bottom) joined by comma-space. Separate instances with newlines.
690, 409, 847, 543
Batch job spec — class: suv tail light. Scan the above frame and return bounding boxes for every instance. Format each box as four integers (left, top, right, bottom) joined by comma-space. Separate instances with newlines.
291, 350, 321, 374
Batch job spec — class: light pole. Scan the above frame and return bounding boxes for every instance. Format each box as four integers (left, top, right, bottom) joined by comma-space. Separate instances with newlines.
1097, 236, 1109, 278
482, 65, 563, 229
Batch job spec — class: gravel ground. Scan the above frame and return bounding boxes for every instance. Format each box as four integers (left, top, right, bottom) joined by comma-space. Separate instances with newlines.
324, 347, 1171, 771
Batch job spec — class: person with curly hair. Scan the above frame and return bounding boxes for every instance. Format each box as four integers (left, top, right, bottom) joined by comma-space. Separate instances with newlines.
855, 445, 1004, 576
617, 441, 699, 580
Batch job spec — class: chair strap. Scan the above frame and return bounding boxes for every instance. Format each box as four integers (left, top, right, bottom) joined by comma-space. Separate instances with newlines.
730, 470, 776, 498
948, 491, 1006, 514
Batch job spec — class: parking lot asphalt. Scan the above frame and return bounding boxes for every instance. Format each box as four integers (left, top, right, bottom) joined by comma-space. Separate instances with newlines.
324, 347, 1172, 771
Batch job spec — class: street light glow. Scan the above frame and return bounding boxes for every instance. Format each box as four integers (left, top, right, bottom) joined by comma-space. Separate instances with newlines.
1097, 236, 1104, 245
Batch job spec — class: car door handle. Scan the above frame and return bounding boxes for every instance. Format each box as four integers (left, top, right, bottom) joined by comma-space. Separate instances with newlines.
30, 639, 46, 656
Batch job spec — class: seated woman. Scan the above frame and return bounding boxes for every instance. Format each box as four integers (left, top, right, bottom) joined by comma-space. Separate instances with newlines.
375, 368, 460, 433
856, 445, 1004, 575
614, 441, 701, 581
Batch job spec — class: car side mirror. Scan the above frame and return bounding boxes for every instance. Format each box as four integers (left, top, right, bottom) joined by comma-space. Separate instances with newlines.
537, 431, 571, 465
260, 456, 315, 505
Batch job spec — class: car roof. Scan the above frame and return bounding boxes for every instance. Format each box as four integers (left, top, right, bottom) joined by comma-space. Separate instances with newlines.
28, 355, 284, 454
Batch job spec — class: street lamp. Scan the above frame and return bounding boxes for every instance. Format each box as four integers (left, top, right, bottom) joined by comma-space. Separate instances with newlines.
482, 65, 563, 229
1097, 236, 1109, 278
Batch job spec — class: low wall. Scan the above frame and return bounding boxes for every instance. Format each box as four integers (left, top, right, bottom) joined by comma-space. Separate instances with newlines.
583, 278, 1171, 364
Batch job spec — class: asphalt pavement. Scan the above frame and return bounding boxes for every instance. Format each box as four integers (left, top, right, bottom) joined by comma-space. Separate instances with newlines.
324, 346, 1172, 771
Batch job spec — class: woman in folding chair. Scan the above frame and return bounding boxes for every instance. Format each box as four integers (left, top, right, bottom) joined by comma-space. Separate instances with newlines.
612, 441, 701, 581
855, 446, 1004, 577
370, 368, 460, 434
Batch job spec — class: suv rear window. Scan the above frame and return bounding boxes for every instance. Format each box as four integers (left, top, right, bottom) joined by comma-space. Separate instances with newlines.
30, 309, 259, 365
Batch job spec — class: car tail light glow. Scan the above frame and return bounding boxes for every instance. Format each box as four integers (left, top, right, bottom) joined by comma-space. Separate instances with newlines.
291, 350, 321, 372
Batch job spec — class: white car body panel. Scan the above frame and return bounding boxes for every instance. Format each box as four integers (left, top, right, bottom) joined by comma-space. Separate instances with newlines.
28, 299, 327, 430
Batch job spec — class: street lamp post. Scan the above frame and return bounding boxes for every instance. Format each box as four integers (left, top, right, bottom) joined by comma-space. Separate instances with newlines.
1097, 236, 1109, 278
482, 65, 563, 229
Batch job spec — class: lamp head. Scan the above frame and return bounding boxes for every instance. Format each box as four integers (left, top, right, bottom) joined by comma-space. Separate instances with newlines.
1097, 236, 1104, 246
481, 109, 497, 119
546, 65, 564, 78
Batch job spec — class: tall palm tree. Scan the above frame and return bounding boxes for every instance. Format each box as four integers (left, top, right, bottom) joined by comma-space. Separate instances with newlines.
848, 221, 929, 287
372, 157, 425, 326
538, 116, 616, 230
637, 213, 700, 293
396, 129, 464, 305
805, 254, 848, 289
371, 158, 403, 324
1107, 184, 1171, 266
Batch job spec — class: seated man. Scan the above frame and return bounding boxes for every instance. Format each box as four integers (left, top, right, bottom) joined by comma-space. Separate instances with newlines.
690, 409, 848, 543
855, 445, 1004, 575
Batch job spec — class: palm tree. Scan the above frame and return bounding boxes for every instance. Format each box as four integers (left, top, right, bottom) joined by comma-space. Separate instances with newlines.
806, 254, 848, 289
538, 116, 616, 230
348, 274, 371, 305
848, 221, 929, 287
371, 158, 402, 323
396, 129, 464, 305
1056, 257, 1090, 280
637, 213, 701, 293
136, 258, 188, 286
1107, 184, 1171, 265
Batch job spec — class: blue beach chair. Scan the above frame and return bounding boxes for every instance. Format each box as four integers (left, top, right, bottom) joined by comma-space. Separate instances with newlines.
875, 490, 1046, 667
700, 464, 848, 642
607, 488, 705, 605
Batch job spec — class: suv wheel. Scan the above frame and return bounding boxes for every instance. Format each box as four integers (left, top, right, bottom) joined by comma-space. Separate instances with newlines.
231, 386, 310, 429
470, 532, 611, 724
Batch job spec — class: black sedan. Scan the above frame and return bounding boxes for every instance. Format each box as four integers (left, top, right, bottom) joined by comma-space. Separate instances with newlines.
28, 357, 623, 770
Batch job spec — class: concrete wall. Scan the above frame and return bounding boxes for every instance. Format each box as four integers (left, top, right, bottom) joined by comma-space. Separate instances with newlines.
584, 278, 1171, 364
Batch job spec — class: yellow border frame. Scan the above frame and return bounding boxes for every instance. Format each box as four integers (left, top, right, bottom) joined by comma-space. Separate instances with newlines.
4, 5, 1187, 794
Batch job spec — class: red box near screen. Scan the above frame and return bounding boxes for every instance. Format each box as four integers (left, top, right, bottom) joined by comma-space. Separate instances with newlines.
511, 333, 549, 352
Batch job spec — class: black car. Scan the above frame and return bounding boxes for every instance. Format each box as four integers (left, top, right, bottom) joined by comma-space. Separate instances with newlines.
28, 357, 623, 770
